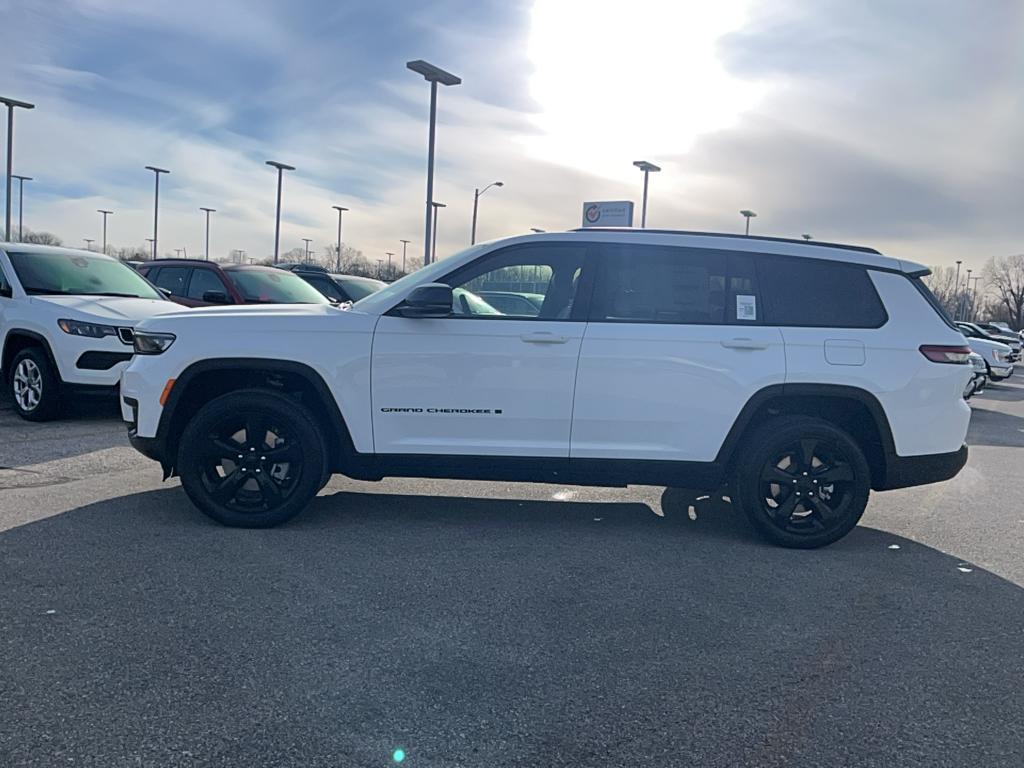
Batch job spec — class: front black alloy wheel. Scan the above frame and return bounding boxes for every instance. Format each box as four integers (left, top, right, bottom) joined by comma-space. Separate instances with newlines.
178, 389, 326, 527
736, 416, 870, 548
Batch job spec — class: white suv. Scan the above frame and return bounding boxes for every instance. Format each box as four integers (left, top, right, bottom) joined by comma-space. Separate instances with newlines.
121, 230, 973, 548
0, 244, 176, 420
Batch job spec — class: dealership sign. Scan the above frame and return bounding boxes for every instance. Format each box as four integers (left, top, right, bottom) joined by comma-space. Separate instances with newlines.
581, 201, 634, 227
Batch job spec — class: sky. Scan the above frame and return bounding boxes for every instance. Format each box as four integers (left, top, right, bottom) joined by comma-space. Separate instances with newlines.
1, 0, 1022, 271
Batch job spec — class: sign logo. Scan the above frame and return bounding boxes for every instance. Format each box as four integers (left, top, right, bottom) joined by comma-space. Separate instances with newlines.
585, 204, 601, 223
581, 201, 634, 227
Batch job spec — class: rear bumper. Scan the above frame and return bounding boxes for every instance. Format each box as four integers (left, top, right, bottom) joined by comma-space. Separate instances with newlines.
877, 444, 968, 490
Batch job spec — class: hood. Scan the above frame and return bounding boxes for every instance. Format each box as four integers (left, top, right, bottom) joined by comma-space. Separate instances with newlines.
135, 301, 362, 332
31, 295, 178, 324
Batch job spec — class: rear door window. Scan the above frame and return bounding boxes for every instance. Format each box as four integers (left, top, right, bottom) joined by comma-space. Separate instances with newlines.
756, 255, 887, 328
589, 244, 727, 324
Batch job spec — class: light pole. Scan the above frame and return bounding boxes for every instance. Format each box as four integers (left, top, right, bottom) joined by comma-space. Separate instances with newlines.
632, 161, 661, 227
266, 160, 295, 264
471, 180, 503, 244
954, 260, 962, 308
332, 205, 348, 272
400, 239, 410, 272
12, 174, 31, 241
968, 276, 982, 321
174, 248, 184, 258
740, 209, 757, 236
200, 207, 215, 261
83, 238, 95, 251
407, 60, 461, 266
302, 238, 312, 263
431, 201, 446, 264
2, 96, 34, 242
145, 237, 154, 259
958, 269, 973, 320
801, 233, 812, 241
97, 209, 112, 254
376, 258, 384, 278
144, 166, 169, 259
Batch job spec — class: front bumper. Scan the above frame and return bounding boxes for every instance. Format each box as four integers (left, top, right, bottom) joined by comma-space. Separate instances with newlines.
877, 444, 969, 490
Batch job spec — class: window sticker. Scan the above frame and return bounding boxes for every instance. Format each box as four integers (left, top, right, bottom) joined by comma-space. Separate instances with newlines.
736, 294, 757, 321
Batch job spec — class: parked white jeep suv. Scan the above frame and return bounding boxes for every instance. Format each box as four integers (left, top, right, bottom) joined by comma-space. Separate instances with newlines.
1, 244, 175, 420
121, 230, 973, 548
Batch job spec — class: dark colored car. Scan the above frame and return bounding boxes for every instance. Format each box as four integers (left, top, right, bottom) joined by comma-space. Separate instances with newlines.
282, 264, 386, 303
136, 260, 328, 307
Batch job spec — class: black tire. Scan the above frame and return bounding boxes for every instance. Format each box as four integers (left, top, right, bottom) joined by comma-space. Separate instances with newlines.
733, 416, 870, 548
8, 346, 62, 421
177, 388, 327, 528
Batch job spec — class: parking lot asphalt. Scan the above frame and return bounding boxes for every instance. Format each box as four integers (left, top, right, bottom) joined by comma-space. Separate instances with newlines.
2, 380, 1023, 767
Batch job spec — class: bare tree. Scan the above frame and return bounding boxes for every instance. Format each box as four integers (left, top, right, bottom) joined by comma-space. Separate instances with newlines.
20, 229, 63, 246
983, 254, 1024, 330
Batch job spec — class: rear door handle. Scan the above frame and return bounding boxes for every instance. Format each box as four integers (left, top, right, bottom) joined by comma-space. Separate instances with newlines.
521, 332, 569, 344
721, 337, 770, 350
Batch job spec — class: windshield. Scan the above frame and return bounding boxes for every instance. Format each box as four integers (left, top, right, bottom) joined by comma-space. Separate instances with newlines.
227, 270, 329, 304
8, 251, 163, 299
335, 275, 385, 300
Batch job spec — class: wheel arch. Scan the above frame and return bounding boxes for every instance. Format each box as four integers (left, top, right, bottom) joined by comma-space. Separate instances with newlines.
157, 358, 356, 477
2, 329, 60, 378
716, 384, 896, 490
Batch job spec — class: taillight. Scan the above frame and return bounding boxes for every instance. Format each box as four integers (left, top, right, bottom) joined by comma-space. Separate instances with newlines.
919, 345, 972, 364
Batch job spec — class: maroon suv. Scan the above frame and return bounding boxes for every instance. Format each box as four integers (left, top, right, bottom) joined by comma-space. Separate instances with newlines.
136, 260, 329, 307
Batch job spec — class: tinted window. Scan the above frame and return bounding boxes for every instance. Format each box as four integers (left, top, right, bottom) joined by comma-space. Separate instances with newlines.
226, 270, 329, 304
305, 276, 347, 302
443, 245, 588, 320
335, 276, 385, 301
0, 265, 10, 295
7, 251, 162, 299
186, 268, 228, 300
151, 266, 190, 296
757, 256, 887, 328
591, 244, 727, 324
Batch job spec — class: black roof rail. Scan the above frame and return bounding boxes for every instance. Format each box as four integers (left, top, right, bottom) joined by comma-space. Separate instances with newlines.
567, 228, 881, 255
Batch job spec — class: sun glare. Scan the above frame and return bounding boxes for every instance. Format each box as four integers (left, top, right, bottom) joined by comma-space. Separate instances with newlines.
525, 0, 764, 178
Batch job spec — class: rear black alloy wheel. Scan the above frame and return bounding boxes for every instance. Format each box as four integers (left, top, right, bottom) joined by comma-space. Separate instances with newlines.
736, 416, 870, 548
178, 389, 326, 527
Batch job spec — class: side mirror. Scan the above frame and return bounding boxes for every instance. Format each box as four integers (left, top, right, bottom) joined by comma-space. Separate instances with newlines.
202, 290, 231, 304
397, 283, 453, 318
0, 284, 11, 299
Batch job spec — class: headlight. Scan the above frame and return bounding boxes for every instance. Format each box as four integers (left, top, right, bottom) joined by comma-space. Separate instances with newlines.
993, 349, 1009, 362
133, 331, 176, 355
58, 318, 117, 338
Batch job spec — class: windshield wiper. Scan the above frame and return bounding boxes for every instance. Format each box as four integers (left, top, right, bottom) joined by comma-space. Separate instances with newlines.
85, 292, 148, 298
25, 288, 79, 296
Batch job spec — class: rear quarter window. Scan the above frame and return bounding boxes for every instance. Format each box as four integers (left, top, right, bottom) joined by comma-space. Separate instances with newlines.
756, 255, 887, 328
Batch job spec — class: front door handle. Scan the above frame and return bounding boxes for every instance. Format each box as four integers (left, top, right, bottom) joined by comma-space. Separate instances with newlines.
721, 337, 770, 350
521, 332, 569, 344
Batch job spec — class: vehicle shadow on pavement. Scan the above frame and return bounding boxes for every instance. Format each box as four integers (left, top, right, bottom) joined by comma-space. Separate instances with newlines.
974, 378, 1024, 403
966, 406, 1024, 448
2, 486, 1022, 766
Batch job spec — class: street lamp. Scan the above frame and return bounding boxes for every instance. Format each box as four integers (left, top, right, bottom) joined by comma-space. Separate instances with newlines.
200, 207, 215, 261
431, 201, 446, 264
302, 237, 312, 263
266, 160, 295, 264
12, 174, 31, 241
386, 252, 394, 275
471, 181, 503, 244
968, 275, 982, 322
407, 60, 461, 266
632, 161, 661, 228
83, 238, 95, 251
400, 239, 410, 272
144, 166, 169, 259
332, 205, 348, 272
96, 209, 113, 254
145, 237, 154, 259
2, 95, 34, 242
740, 209, 757, 236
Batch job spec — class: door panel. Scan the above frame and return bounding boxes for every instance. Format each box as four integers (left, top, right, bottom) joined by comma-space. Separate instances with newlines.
570, 244, 786, 462
371, 316, 584, 455
371, 242, 590, 456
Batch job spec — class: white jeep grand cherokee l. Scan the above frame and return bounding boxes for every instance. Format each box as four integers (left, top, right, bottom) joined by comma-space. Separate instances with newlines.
121, 230, 973, 548
1, 244, 175, 420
